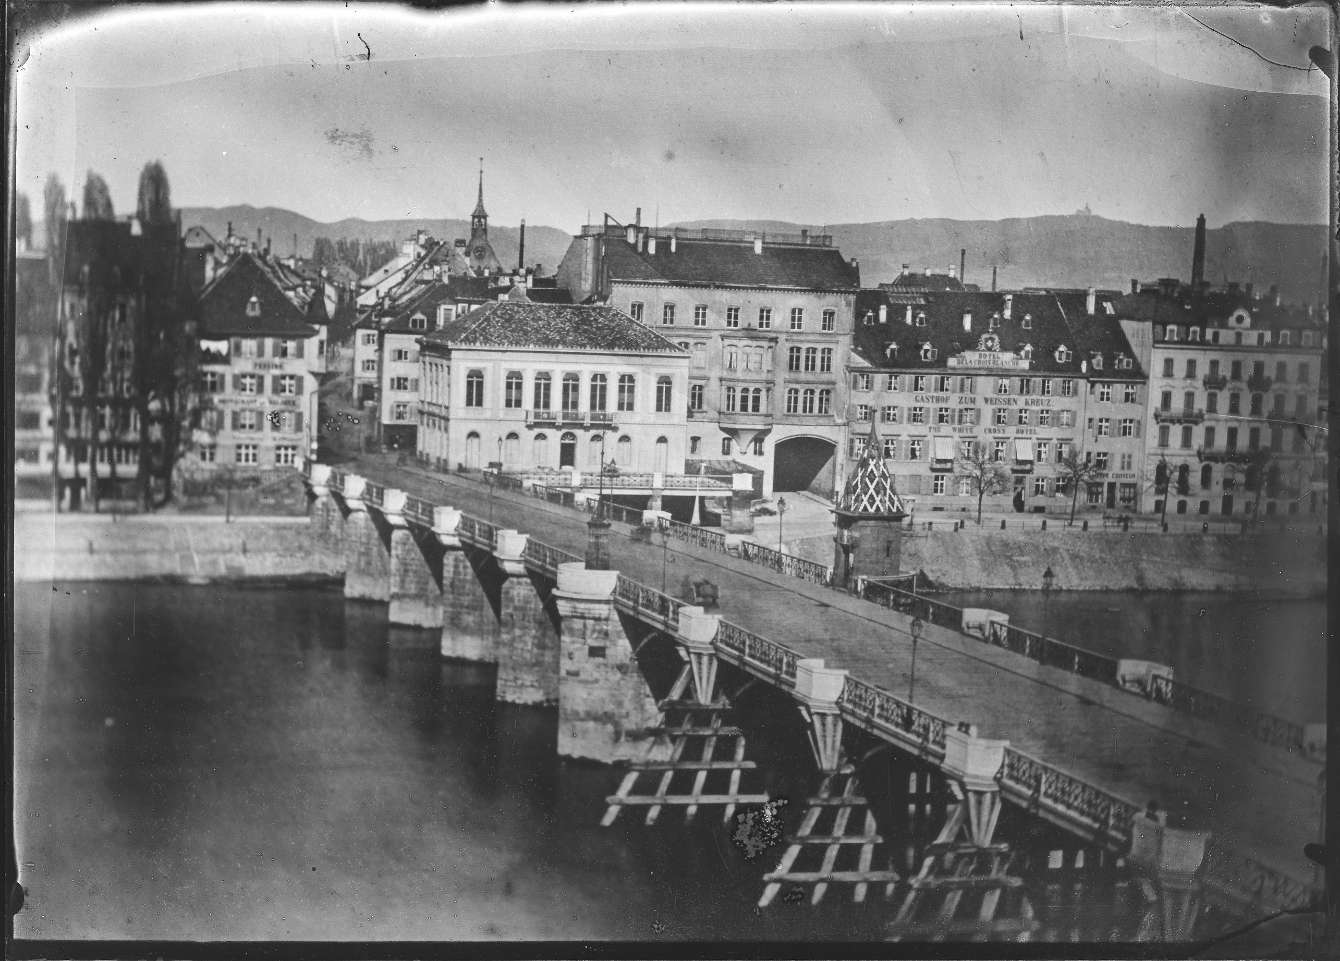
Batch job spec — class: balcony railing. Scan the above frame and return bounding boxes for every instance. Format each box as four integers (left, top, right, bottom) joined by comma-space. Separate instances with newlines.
525, 408, 559, 427
1247, 374, 1274, 392
1153, 407, 1206, 424
718, 410, 774, 427
587, 411, 617, 429
1196, 446, 1254, 465
1202, 374, 1228, 390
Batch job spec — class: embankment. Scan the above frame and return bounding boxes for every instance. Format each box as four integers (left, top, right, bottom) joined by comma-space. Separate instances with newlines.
13, 513, 343, 584
795, 527, 1326, 595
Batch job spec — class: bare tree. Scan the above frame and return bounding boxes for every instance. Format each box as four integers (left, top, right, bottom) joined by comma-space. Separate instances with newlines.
82, 171, 115, 221
956, 440, 1011, 524
1056, 449, 1106, 525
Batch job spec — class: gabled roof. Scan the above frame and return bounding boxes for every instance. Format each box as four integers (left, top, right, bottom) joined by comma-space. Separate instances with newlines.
852, 289, 1144, 379
1113, 290, 1323, 334
422, 302, 687, 354
183, 225, 219, 249
602, 236, 860, 291
198, 251, 318, 337
373, 275, 493, 334
835, 422, 907, 517
885, 270, 965, 293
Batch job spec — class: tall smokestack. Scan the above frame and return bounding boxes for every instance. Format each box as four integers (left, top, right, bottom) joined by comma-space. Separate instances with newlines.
991, 265, 998, 292
960, 248, 966, 284
518, 219, 526, 271
1191, 213, 1206, 289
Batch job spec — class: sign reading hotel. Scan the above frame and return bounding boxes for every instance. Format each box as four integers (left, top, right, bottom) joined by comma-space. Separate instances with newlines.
945, 333, 1032, 371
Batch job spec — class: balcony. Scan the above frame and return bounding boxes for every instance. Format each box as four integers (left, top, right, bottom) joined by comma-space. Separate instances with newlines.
1153, 407, 1206, 424
525, 408, 560, 427
1247, 374, 1273, 392
718, 409, 774, 428
1196, 446, 1253, 465
1202, 374, 1228, 391
587, 410, 617, 430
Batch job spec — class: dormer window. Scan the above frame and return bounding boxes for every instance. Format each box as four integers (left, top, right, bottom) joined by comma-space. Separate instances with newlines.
1021, 313, 1033, 329
410, 313, 427, 331
885, 343, 899, 359
1188, 327, 1200, 341
1055, 345, 1072, 363
1166, 326, 1180, 342
245, 295, 261, 318
919, 342, 938, 362
1277, 330, 1290, 345
1019, 343, 1033, 360
863, 311, 875, 326
1090, 354, 1103, 371
1301, 331, 1314, 347
1116, 354, 1133, 370
915, 312, 927, 327
988, 313, 1001, 331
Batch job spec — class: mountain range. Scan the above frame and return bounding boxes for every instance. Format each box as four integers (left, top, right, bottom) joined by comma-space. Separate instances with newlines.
173, 206, 1327, 301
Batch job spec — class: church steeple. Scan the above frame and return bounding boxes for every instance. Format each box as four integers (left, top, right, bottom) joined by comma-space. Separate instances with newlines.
465, 156, 502, 276
471, 158, 488, 235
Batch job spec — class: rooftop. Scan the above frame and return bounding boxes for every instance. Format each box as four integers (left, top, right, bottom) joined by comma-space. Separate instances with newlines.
422, 302, 687, 354
598, 230, 860, 291
197, 251, 319, 337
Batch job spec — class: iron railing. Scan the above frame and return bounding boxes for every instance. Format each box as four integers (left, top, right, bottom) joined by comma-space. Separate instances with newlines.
521, 538, 581, 576
740, 541, 831, 585
402, 495, 435, 528
1201, 838, 1321, 913
661, 518, 728, 553
999, 749, 1140, 848
1148, 674, 1305, 751
713, 620, 799, 686
362, 480, 386, 508
613, 576, 682, 631
456, 514, 496, 549
837, 675, 948, 757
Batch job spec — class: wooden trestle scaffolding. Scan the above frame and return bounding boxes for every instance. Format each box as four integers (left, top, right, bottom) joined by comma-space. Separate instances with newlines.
759, 766, 901, 907
885, 786, 1040, 942
601, 664, 769, 827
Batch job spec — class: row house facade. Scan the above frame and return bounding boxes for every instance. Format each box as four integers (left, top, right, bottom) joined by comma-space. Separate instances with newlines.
193, 252, 327, 472
847, 288, 1148, 515
15, 244, 55, 491
558, 215, 861, 497
417, 302, 689, 476
1116, 286, 1327, 518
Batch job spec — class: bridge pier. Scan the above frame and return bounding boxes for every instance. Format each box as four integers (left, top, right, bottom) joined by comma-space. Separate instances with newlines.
340, 474, 393, 602
1128, 814, 1211, 941
307, 464, 344, 549
381, 489, 444, 628
940, 725, 1009, 848
794, 658, 849, 774
495, 530, 561, 706
674, 606, 722, 704
552, 562, 663, 763
434, 507, 498, 663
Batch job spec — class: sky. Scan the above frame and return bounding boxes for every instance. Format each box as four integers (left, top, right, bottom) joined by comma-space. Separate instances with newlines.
11, 2, 1333, 232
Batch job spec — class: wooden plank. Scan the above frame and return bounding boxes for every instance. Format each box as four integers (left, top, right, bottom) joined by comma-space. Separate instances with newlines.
644, 723, 694, 826
722, 736, 747, 826
684, 713, 722, 823
646, 725, 746, 737
812, 780, 856, 905
762, 870, 902, 883
909, 875, 1026, 893
783, 833, 884, 845
631, 759, 757, 772
854, 841, 875, 904
612, 793, 771, 806
600, 769, 641, 826
800, 796, 872, 807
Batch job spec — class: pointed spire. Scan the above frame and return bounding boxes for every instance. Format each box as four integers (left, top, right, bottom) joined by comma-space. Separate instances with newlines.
835, 418, 907, 517
473, 157, 487, 219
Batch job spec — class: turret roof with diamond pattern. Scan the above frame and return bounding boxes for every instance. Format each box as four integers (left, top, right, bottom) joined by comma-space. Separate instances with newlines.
835, 421, 907, 517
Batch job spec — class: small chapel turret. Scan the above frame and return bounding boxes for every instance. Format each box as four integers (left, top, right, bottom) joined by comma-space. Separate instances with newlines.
832, 421, 908, 589
466, 158, 503, 276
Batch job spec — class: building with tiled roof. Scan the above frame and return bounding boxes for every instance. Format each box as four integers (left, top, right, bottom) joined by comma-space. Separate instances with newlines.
557, 214, 861, 497
1112, 218, 1327, 518
192, 251, 328, 474
846, 286, 1148, 516
416, 302, 690, 476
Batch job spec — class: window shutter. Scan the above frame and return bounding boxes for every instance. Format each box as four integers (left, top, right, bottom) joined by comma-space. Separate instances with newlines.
410, 377, 419, 392
231, 338, 242, 354
232, 374, 242, 392
1135, 421, 1142, 438
294, 412, 303, 433
271, 375, 283, 395
231, 410, 241, 430
256, 338, 267, 358
294, 338, 305, 358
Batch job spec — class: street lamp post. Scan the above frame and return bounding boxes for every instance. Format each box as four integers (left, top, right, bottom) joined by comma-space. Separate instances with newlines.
908, 616, 924, 706
1042, 565, 1055, 638
777, 495, 788, 553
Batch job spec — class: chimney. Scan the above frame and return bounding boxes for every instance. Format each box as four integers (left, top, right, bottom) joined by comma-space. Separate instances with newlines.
648, 234, 657, 255
1003, 294, 1013, 320
878, 304, 887, 324
227, 220, 233, 239
635, 207, 642, 227
904, 305, 913, 325
754, 237, 763, 255
293, 232, 298, 257
960, 248, 966, 284
991, 265, 998, 292
1191, 213, 1206, 289
1131, 278, 1139, 294
924, 266, 932, 276
670, 234, 677, 254
1086, 287, 1096, 316
638, 229, 646, 253
626, 224, 637, 245
1245, 281, 1254, 300
947, 264, 956, 280
850, 257, 859, 271
518, 219, 525, 270
962, 311, 972, 332
800, 229, 809, 243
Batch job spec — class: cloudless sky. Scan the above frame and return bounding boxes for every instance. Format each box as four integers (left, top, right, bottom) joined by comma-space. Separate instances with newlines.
12, 2, 1332, 231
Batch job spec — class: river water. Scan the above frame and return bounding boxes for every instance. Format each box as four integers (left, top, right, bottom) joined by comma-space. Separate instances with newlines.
932, 589, 1326, 725
12, 581, 879, 942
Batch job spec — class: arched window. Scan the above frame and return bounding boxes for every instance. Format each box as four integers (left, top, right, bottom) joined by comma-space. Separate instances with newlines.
818, 389, 832, 414
533, 433, 549, 465
655, 376, 673, 413
589, 373, 607, 412
464, 431, 481, 469
533, 372, 551, 410
616, 434, 632, 468
504, 372, 523, 409
588, 434, 604, 467
802, 388, 816, 414
804, 347, 818, 372
725, 347, 738, 370
788, 346, 802, 371
246, 295, 261, 318
1200, 464, 1213, 490
465, 370, 484, 407
785, 388, 800, 414
561, 373, 581, 412
653, 436, 668, 473
503, 432, 520, 467
617, 374, 636, 411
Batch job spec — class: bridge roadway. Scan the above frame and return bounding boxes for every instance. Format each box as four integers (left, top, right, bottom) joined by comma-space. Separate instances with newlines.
348, 455, 1321, 910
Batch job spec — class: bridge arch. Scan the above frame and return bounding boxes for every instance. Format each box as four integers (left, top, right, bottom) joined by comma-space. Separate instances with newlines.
772, 434, 837, 495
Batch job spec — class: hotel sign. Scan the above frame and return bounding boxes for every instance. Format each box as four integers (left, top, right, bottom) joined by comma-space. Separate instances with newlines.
947, 351, 1031, 371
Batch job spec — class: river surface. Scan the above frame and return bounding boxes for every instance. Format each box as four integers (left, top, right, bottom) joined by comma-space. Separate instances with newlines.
931, 589, 1326, 724
12, 581, 880, 942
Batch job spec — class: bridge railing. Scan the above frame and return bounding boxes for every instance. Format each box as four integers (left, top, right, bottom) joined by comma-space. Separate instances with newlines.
362, 480, 386, 509
1147, 674, 1306, 752
714, 620, 800, 687
740, 541, 831, 585
521, 538, 581, 576
402, 495, 436, 528
1201, 838, 1321, 913
328, 467, 346, 493
998, 748, 1140, 848
860, 580, 1304, 753
456, 514, 497, 549
837, 675, 948, 757
661, 518, 728, 553
613, 576, 682, 631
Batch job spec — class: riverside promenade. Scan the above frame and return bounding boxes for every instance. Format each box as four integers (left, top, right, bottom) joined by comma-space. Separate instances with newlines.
343, 454, 1322, 916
